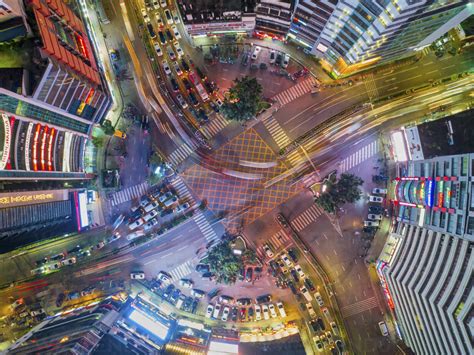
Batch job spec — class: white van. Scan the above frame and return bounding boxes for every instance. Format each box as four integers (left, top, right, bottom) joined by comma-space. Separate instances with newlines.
378, 321, 389, 336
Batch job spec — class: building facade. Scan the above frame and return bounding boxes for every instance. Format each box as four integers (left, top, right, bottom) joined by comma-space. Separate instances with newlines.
177, 0, 258, 36
377, 222, 472, 355
0, 0, 23, 21
255, 0, 294, 38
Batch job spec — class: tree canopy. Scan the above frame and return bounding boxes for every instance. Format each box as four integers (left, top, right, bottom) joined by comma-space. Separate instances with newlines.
315, 173, 364, 213
101, 119, 115, 135
204, 241, 242, 284
221, 76, 263, 121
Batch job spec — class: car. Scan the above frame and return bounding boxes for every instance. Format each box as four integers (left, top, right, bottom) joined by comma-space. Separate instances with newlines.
237, 297, 252, 306
288, 281, 298, 294
325, 331, 334, 345
251, 46, 261, 60
181, 59, 190, 72
294, 264, 305, 278
188, 92, 199, 106
171, 24, 181, 39
304, 278, 316, 292
369, 195, 384, 203
144, 200, 159, 212
229, 307, 237, 322
263, 244, 274, 258
49, 262, 61, 270
158, 31, 166, 44
61, 257, 76, 266
153, 0, 160, 10
67, 245, 82, 254
288, 248, 298, 262
164, 28, 173, 41
51, 253, 65, 261
157, 271, 172, 283
141, 8, 150, 23
169, 289, 181, 304
321, 307, 330, 319
276, 302, 286, 317
167, 46, 176, 60
314, 336, 324, 352
368, 213, 383, 220
290, 269, 299, 282
173, 203, 189, 213
368, 205, 383, 214
269, 50, 276, 64
245, 267, 253, 282
130, 272, 145, 279
281, 253, 292, 267
197, 109, 209, 122
212, 303, 221, 319
35, 257, 49, 266
275, 53, 283, 66
169, 77, 179, 92
254, 304, 262, 321
215, 98, 223, 107
239, 307, 247, 321
241, 52, 250, 66
314, 292, 324, 307
30, 308, 46, 317
364, 220, 380, 227
282, 53, 290, 68
330, 321, 338, 334
221, 306, 230, 321
143, 210, 158, 222
179, 279, 193, 288
317, 317, 325, 330
174, 61, 183, 76
300, 286, 312, 301
175, 94, 188, 109
247, 306, 254, 320
335, 340, 344, 352
162, 60, 172, 75
201, 272, 215, 280
256, 294, 272, 304
156, 13, 164, 28
174, 42, 184, 57
160, 0, 167, 8
306, 303, 317, 318
191, 289, 206, 298
163, 9, 173, 24
163, 284, 174, 299
172, 10, 180, 23
218, 295, 234, 304
373, 188, 388, 194
260, 304, 269, 320
195, 264, 209, 273
204, 304, 214, 318
268, 303, 277, 318
181, 78, 192, 91
147, 23, 156, 39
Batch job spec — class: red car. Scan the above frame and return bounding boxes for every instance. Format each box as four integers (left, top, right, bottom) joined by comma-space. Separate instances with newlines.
239, 308, 246, 322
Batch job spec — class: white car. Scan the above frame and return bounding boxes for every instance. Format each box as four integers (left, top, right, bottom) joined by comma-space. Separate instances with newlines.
191, 289, 206, 298
368, 213, 382, 221
294, 264, 305, 279
268, 303, 277, 318
369, 195, 384, 203
171, 25, 181, 39
215, 98, 223, 107
130, 272, 145, 279
306, 303, 317, 318
314, 336, 324, 352
213, 303, 221, 319
300, 286, 313, 302
314, 292, 324, 307
172, 11, 180, 23
49, 262, 61, 270
179, 279, 193, 288
163, 60, 172, 75
164, 9, 173, 24
282, 53, 290, 68
254, 305, 262, 321
143, 210, 158, 222
152, 0, 160, 10
262, 304, 270, 320
221, 306, 230, 321
372, 188, 387, 194
61, 257, 76, 266
174, 41, 184, 57
157, 271, 172, 283
154, 43, 163, 57
174, 61, 183, 76
160, 0, 167, 8
276, 302, 286, 317
173, 203, 189, 214
322, 307, 330, 319
30, 308, 45, 317
251, 46, 261, 60
364, 220, 380, 227
167, 46, 176, 61
141, 8, 150, 23
281, 253, 292, 267
176, 94, 188, 109
269, 50, 276, 64
263, 244, 274, 258
128, 218, 144, 230
205, 304, 213, 318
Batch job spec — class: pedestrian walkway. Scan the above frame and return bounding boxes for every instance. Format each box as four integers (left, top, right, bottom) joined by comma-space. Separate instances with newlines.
271, 77, 317, 106
168, 143, 194, 167
287, 150, 304, 166
341, 296, 379, 318
168, 260, 194, 280
363, 73, 379, 99
256, 230, 293, 260
263, 117, 291, 148
339, 140, 379, 173
109, 182, 148, 207
291, 204, 324, 232
170, 176, 195, 206
194, 212, 219, 243
200, 114, 229, 139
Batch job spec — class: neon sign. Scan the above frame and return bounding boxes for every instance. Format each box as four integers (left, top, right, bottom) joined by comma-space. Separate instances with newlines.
437, 181, 444, 208
25, 122, 33, 171
48, 128, 55, 171
0, 113, 11, 170
425, 180, 435, 207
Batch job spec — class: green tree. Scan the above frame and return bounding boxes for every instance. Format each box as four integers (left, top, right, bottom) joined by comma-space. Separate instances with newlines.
91, 136, 105, 148
204, 241, 241, 284
101, 119, 115, 135
315, 173, 364, 213
149, 152, 163, 166
242, 249, 257, 264
221, 76, 263, 121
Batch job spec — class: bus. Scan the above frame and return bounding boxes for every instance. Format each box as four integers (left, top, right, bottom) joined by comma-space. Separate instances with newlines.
96, 0, 110, 24
188, 71, 209, 101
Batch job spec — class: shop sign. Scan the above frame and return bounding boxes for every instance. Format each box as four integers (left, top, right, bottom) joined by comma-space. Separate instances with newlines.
0, 113, 11, 170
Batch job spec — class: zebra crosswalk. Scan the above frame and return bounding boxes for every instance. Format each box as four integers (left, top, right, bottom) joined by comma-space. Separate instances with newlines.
169, 176, 194, 205
256, 230, 292, 260
263, 117, 290, 148
287, 150, 303, 166
272, 78, 317, 106
200, 114, 229, 139
291, 204, 324, 232
168, 260, 194, 280
341, 296, 379, 318
339, 140, 379, 173
364, 73, 379, 99
194, 212, 219, 243
109, 182, 148, 207
168, 143, 194, 167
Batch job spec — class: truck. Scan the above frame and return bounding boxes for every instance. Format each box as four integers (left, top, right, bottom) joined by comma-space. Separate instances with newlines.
188, 71, 209, 101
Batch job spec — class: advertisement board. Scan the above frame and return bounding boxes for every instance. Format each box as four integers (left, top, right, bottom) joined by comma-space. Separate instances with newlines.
0, 189, 69, 208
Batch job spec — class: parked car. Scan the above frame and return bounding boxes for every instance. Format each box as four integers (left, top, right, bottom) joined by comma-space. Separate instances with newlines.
218, 295, 234, 304
306, 303, 317, 318
130, 272, 145, 279
237, 298, 252, 306
181, 59, 190, 72
314, 336, 324, 352
176, 94, 188, 109
170, 78, 179, 92
212, 303, 221, 319
179, 279, 193, 288
245, 267, 253, 282
195, 264, 209, 273
369, 205, 383, 214
364, 220, 380, 227
290, 269, 299, 282
368, 213, 383, 220
281, 253, 292, 267
167, 46, 176, 60
157, 271, 172, 283
294, 264, 305, 279
282, 53, 290, 68
268, 303, 277, 318
275, 53, 283, 66
205, 304, 213, 318
191, 289, 206, 298
263, 244, 274, 258
174, 41, 184, 57
300, 286, 313, 302
304, 278, 316, 292
254, 304, 262, 321
369, 195, 384, 203
165, 28, 173, 41
164, 9, 173, 24
171, 24, 181, 39
158, 31, 166, 44
251, 46, 261, 60
221, 306, 230, 321
269, 50, 276, 64
288, 248, 298, 262
174, 61, 183, 76
372, 188, 388, 194
188, 92, 199, 106
314, 292, 324, 307
162, 60, 172, 75
261, 304, 270, 320
61, 257, 76, 266
256, 294, 272, 304
67, 245, 82, 254
276, 302, 286, 317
